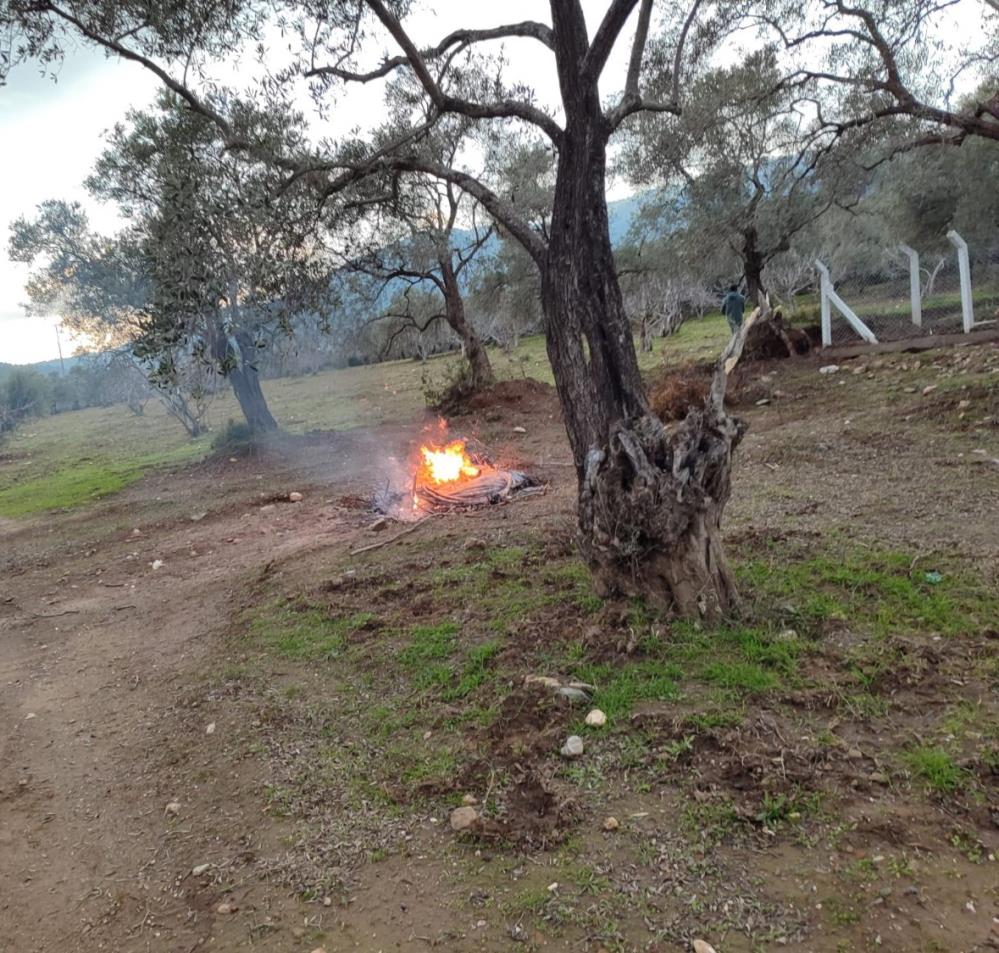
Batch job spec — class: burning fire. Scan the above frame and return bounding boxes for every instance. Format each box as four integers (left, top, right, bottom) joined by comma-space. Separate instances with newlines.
419, 439, 480, 485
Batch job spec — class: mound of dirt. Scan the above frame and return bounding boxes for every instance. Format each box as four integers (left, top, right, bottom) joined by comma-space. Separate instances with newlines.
460, 378, 558, 413
743, 310, 812, 361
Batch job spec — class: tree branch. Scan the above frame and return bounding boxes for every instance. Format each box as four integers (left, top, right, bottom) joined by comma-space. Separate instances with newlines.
305, 20, 554, 83
383, 158, 548, 271
581, 0, 640, 86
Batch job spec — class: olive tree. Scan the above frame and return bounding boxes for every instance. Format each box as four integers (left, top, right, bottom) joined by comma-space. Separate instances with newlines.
89, 95, 332, 432
8, 200, 212, 436
5, 0, 765, 617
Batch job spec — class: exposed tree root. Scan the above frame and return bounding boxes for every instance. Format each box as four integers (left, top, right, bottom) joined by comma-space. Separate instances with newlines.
578, 305, 767, 620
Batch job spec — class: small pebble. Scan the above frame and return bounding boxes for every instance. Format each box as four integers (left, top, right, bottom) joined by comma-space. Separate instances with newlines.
603, 816, 620, 831
560, 735, 584, 758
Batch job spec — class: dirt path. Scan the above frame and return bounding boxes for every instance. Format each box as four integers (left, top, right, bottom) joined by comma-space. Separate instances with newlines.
0, 461, 365, 952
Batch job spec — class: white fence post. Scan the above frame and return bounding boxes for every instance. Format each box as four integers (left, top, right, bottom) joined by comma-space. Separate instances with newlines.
816, 260, 832, 347
816, 259, 878, 346
899, 244, 922, 328
946, 230, 974, 333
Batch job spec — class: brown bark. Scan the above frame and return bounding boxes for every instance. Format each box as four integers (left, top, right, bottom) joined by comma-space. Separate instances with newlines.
211, 312, 278, 434
229, 344, 278, 433
743, 225, 766, 306
440, 256, 495, 390
540, 6, 747, 618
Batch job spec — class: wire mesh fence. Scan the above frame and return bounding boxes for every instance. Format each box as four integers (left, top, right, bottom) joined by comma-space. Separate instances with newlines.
817, 233, 999, 347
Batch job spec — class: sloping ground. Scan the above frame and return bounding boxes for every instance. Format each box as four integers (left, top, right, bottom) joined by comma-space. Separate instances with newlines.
0, 342, 997, 953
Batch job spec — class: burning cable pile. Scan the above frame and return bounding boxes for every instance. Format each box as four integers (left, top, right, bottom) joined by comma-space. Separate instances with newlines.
374, 436, 541, 518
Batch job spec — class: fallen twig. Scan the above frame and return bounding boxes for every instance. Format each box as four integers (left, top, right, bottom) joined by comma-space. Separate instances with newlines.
349, 517, 432, 555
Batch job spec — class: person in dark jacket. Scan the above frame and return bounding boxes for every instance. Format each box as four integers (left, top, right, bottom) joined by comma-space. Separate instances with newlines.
721, 284, 746, 335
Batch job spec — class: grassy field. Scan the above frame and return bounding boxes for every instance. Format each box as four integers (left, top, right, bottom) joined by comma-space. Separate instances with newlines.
0, 321, 731, 518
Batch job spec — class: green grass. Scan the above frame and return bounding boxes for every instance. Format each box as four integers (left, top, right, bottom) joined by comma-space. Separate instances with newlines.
399, 621, 460, 667
250, 605, 377, 661
740, 546, 999, 638
702, 659, 779, 693
902, 745, 968, 793
571, 659, 683, 720
0, 440, 204, 517
557, 621, 802, 722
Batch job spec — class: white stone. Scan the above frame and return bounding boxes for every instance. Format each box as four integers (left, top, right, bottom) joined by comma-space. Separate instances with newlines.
584, 709, 607, 728
560, 735, 584, 758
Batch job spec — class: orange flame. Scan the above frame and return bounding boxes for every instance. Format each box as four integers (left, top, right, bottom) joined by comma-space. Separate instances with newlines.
419, 439, 480, 485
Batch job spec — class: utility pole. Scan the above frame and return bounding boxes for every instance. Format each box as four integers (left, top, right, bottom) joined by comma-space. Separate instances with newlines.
54, 323, 66, 375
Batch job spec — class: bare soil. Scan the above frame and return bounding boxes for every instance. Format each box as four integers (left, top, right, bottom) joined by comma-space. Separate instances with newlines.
2, 343, 997, 953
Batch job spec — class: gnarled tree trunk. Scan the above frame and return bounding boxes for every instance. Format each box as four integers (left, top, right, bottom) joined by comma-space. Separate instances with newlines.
541, 26, 748, 619
211, 307, 278, 434
440, 256, 494, 390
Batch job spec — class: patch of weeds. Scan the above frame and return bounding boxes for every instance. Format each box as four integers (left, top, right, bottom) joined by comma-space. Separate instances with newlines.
740, 546, 999, 638
543, 560, 604, 613
950, 829, 985, 863
823, 895, 861, 927
502, 885, 552, 917
702, 659, 778, 693
843, 857, 878, 884
843, 691, 889, 719
682, 798, 740, 846
652, 622, 800, 693
658, 735, 694, 763
400, 621, 459, 668
251, 605, 376, 661
486, 545, 529, 569
902, 745, 968, 794
399, 746, 459, 785
569, 865, 611, 895
887, 854, 915, 879
686, 708, 744, 730
431, 551, 556, 635
563, 760, 604, 791
756, 790, 820, 830
443, 639, 503, 701
942, 701, 998, 741
572, 659, 682, 720
413, 662, 453, 692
